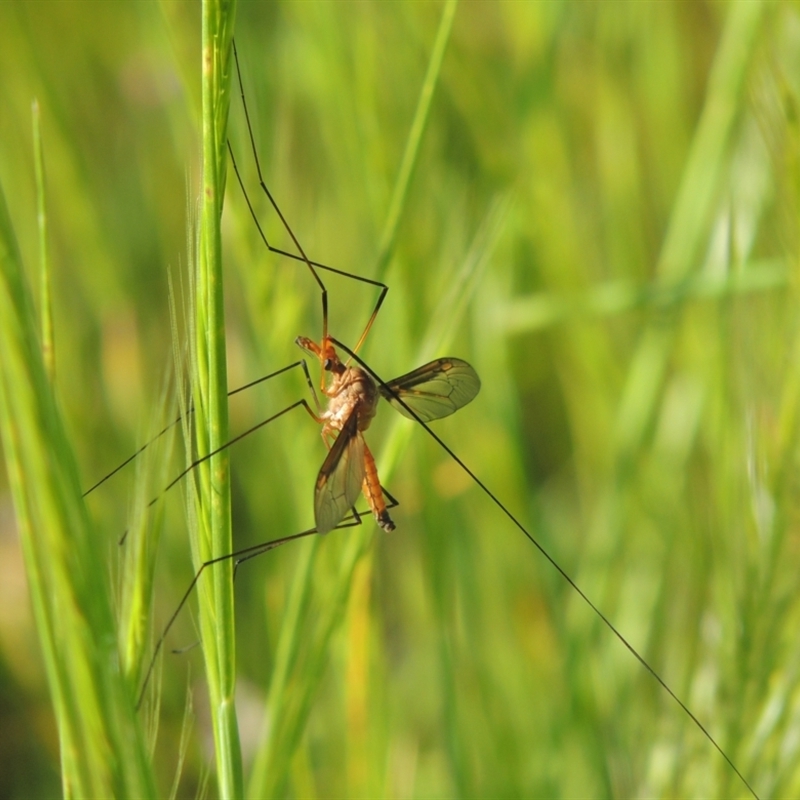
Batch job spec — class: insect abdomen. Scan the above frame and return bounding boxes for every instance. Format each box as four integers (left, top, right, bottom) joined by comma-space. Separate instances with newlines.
362, 442, 395, 532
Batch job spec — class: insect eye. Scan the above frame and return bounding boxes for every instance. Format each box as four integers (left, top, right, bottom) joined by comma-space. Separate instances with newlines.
323, 358, 333, 371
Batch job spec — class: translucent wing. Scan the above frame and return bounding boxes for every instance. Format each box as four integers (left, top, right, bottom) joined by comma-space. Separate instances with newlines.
314, 407, 365, 534
379, 358, 481, 422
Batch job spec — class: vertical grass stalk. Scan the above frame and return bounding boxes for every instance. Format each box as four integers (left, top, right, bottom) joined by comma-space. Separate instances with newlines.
374, 0, 458, 281
614, 0, 764, 457
248, 3, 459, 794
0, 179, 155, 796
32, 99, 54, 383
193, 1, 243, 797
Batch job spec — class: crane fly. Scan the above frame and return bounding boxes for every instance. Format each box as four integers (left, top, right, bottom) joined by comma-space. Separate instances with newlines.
297, 333, 479, 534
122, 342, 480, 707
81, 32, 761, 800
82, 34, 483, 711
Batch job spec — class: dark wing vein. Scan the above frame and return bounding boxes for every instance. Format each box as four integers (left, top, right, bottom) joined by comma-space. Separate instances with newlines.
314, 407, 365, 534
379, 358, 481, 422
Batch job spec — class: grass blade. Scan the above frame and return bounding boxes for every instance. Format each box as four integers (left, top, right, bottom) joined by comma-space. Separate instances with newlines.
0, 176, 155, 796
247, 4, 461, 794
192, 0, 243, 797
374, 0, 459, 280
615, 0, 765, 457
31, 99, 54, 383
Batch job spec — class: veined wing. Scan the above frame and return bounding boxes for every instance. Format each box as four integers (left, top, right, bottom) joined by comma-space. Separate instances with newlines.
379, 358, 481, 422
315, 407, 365, 534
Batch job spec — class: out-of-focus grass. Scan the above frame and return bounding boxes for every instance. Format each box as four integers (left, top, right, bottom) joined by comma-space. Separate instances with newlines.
1, 1, 800, 797
0, 148, 155, 796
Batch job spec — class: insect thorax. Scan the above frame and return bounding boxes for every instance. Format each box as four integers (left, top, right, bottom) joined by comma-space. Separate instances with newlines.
323, 366, 379, 433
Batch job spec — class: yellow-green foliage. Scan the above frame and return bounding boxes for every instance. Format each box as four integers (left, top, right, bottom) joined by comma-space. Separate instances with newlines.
1, 1, 799, 797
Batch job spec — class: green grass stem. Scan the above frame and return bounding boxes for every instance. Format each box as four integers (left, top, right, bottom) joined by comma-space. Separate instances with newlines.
191, 1, 243, 797
0, 178, 155, 797
31, 99, 54, 384
500, 257, 788, 333
615, 0, 765, 458
248, 4, 461, 794
374, 0, 458, 281
3, 3, 800, 796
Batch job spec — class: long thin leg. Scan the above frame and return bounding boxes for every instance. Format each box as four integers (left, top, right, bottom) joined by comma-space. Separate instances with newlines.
119, 397, 322, 544
230, 39, 327, 339
138, 518, 350, 709
330, 337, 758, 800
84, 360, 315, 497
137, 486, 400, 710
229, 40, 389, 358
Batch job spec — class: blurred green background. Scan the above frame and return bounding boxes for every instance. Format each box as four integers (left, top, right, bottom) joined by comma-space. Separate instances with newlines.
1, 1, 800, 797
